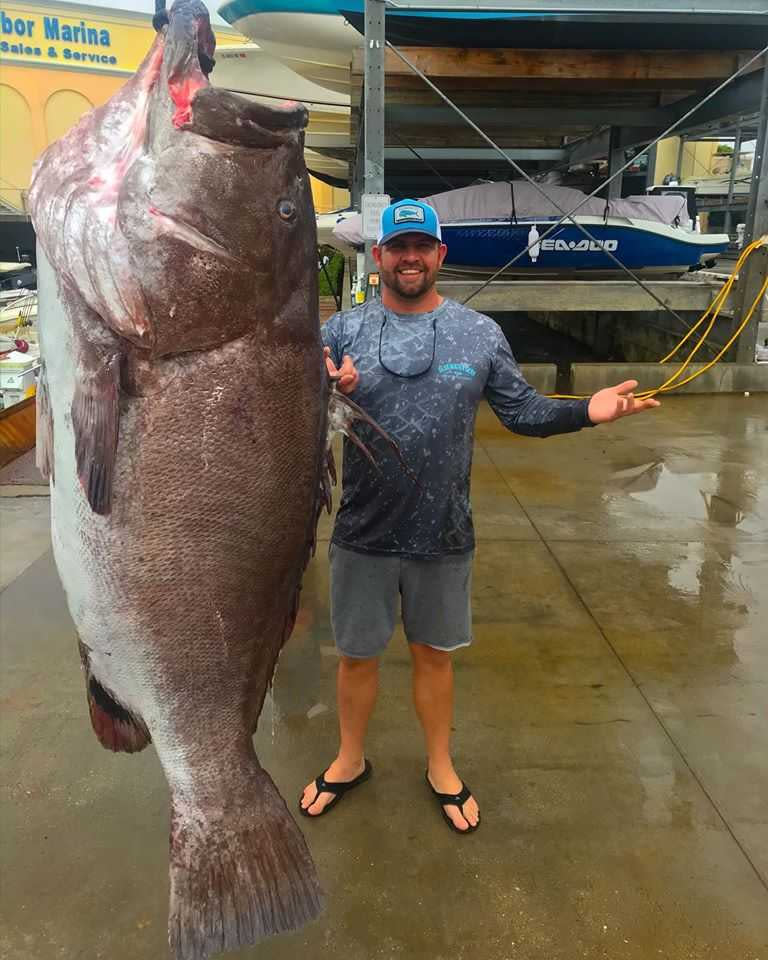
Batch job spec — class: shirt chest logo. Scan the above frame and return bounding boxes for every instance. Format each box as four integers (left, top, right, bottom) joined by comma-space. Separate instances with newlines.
438, 362, 477, 380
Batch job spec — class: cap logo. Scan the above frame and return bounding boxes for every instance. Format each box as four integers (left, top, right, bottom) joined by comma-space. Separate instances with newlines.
393, 205, 426, 224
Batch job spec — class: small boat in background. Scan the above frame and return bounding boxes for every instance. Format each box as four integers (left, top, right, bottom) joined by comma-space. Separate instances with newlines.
329, 182, 730, 278
0, 264, 37, 330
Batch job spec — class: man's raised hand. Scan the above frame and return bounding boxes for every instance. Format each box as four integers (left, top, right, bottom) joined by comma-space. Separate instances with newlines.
325, 346, 360, 395
587, 380, 660, 424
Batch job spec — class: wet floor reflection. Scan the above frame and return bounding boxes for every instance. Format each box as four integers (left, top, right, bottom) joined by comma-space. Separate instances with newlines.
607, 460, 764, 531
263, 557, 336, 738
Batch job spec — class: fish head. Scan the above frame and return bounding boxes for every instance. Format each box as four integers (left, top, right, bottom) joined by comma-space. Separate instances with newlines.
29, 0, 319, 359
120, 0, 318, 355
118, 0, 318, 356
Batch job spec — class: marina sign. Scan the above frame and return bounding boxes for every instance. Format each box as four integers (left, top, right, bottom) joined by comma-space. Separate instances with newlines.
0, 3, 246, 73
0, 5, 123, 68
0, 2, 212, 73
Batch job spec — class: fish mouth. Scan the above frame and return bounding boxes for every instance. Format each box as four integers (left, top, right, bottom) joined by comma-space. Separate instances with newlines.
164, 0, 218, 129
163, 0, 308, 141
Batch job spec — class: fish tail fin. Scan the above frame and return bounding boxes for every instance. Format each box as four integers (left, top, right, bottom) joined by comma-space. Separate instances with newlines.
168, 766, 323, 960
79, 641, 151, 753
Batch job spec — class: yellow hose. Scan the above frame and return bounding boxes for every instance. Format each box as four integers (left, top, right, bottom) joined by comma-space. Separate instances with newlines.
549, 235, 767, 399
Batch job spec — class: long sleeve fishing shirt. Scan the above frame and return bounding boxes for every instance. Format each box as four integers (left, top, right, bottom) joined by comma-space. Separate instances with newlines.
323, 297, 593, 558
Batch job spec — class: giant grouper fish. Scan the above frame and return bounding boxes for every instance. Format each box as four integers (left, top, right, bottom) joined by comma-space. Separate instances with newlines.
26, 1, 393, 957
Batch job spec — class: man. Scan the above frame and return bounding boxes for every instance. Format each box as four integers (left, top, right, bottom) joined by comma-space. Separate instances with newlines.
300, 199, 659, 833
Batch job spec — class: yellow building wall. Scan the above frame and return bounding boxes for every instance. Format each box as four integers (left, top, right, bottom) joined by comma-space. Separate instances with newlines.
310, 179, 349, 215
0, 63, 122, 208
0, 0, 246, 210
682, 140, 718, 180
654, 138, 680, 184
654, 136, 721, 184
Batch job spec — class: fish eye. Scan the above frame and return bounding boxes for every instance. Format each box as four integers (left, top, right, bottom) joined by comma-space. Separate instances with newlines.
278, 200, 296, 222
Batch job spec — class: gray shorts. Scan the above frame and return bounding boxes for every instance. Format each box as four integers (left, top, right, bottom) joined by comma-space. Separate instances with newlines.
329, 542, 473, 658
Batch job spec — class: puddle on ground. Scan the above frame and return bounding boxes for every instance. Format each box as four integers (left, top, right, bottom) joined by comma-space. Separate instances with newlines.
606, 460, 766, 531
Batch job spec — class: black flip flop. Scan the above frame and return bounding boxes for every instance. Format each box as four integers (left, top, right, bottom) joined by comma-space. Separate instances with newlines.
425, 772, 480, 834
299, 759, 373, 818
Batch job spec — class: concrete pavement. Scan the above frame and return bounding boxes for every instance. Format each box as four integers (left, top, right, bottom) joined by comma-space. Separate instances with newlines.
1, 394, 767, 960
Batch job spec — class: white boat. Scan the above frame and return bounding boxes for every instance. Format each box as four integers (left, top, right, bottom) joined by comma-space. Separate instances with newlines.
0, 263, 37, 328
214, 41, 348, 106
217, 6, 357, 95
317, 209, 357, 253
0, 291, 37, 327
683, 176, 751, 198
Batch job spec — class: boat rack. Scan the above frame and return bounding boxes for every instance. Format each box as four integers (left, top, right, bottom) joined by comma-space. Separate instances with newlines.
436, 276, 736, 316
342, 0, 768, 362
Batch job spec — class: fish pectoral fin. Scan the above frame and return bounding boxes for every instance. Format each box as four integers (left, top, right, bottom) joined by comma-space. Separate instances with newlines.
327, 386, 414, 481
320, 445, 335, 516
79, 642, 150, 753
86, 675, 151, 754
35, 361, 54, 483
71, 350, 121, 515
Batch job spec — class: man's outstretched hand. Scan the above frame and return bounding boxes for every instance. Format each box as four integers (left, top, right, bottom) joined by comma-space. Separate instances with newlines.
587, 380, 660, 424
324, 346, 359, 395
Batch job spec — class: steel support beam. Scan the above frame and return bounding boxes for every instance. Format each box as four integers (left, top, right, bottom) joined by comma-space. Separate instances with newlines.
645, 143, 658, 189
568, 127, 659, 165
561, 67, 765, 167
363, 0, 386, 281
669, 69, 766, 135
675, 137, 684, 181
384, 0, 768, 12
385, 147, 566, 161
436, 278, 736, 314
607, 127, 623, 200
724, 123, 743, 236
734, 58, 768, 362
385, 106, 672, 129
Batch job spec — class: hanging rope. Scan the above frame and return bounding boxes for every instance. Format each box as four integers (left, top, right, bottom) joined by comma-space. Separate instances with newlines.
509, 181, 517, 225
391, 132, 457, 192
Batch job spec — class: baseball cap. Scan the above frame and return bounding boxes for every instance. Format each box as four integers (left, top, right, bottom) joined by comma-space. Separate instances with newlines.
377, 199, 442, 246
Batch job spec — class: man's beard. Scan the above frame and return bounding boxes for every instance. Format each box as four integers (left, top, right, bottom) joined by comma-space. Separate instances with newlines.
382, 264, 439, 300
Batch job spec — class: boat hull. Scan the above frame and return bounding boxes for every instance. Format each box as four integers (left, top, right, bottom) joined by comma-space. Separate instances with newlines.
440, 220, 729, 277
218, 10, 357, 93
219, 0, 768, 94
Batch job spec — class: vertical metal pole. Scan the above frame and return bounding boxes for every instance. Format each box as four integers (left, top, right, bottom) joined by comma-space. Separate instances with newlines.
734, 56, 768, 363
675, 136, 684, 182
645, 143, 658, 190
607, 127, 623, 200
351, 105, 365, 209
724, 122, 742, 238
743, 63, 768, 250
364, 0, 385, 283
